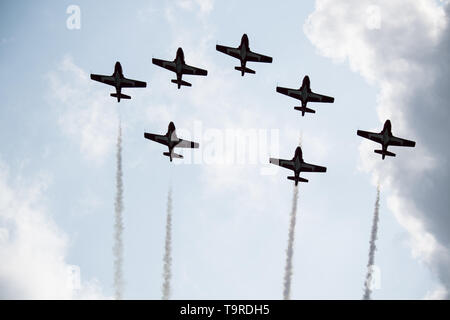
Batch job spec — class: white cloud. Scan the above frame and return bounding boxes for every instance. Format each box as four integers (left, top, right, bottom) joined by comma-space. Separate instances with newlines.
305, 0, 450, 297
175, 0, 214, 15
47, 55, 119, 164
425, 285, 448, 300
0, 160, 107, 299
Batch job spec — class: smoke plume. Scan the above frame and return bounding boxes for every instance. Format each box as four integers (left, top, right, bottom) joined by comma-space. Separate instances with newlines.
113, 123, 124, 300
162, 187, 173, 300
283, 185, 299, 300
282, 135, 302, 300
363, 184, 380, 300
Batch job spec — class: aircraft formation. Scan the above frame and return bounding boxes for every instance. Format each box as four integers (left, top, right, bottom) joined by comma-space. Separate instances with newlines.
90, 33, 416, 183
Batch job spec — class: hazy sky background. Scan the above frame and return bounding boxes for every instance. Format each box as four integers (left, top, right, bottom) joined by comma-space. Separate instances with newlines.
0, 0, 448, 299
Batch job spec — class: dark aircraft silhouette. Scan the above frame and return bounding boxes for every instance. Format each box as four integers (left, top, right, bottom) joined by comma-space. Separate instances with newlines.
144, 121, 199, 161
357, 119, 416, 159
90, 62, 147, 102
276, 75, 334, 116
216, 33, 273, 76
270, 146, 327, 186
152, 47, 208, 89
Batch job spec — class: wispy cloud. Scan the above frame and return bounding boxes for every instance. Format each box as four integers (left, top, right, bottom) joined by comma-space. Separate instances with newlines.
47, 55, 119, 165
0, 159, 107, 299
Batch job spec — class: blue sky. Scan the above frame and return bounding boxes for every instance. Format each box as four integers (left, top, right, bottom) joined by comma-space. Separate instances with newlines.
0, 0, 448, 299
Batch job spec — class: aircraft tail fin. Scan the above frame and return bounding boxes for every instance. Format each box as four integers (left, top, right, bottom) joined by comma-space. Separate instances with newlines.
110, 93, 131, 102
235, 66, 255, 76
171, 79, 191, 89
294, 106, 316, 117
163, 152, 183, 162
374, 149, 396, 160
287, 176, 308, 186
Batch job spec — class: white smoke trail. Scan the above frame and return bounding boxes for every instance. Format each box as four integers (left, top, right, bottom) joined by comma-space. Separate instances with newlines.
283, 184, 299, 300
282, 135, 302, 300
113, 122, 124, 300
162, 187, 173, 300
363, 184, 381, 300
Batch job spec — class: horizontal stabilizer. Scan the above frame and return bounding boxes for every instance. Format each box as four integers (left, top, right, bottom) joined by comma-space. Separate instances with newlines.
110, 93, 131, 102
163, 152, 183, 159
374, 149, 396, 158
294, 106, 316, 116
287, 176, 308, 185
171, 79, 191, 88
235, 66, 255, 75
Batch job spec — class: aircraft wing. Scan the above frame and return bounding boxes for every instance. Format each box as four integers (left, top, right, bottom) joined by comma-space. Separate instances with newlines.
269, 158, 294, 170
216, 45, 241, 59
152, 58, 177, 72
301, 162, 327, 173
308, 91, 334, 103
175, 139, 200, 149
389, 135, 416, 147
90, 74, 115, 86
182, 64, 208, 76
357, 130, 383, 144
246, 51, 273, 63
144, 133, 169, 146
120, 77, 147, 88
276, 86, 301, 99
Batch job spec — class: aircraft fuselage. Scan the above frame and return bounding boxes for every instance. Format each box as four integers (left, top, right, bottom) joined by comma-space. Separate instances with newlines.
166, 121, 180, 151
293, 156, 302, 172
300, 76, 311, 105
292, 146, 305, 175
175, 48, 185, 77
239, 34, 249, 62
381, 120, 393, 148
113, 62, 125, 94
301, 87, 309, 102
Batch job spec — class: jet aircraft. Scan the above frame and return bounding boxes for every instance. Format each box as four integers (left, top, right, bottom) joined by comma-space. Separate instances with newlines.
216, 33, 273, 76
357, 119, 416, 159
90, 61, 146, 102
152, 47, 208, 89
276, 75, 334, 116
269, 146, 327, 186
144, 121, 200, 161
